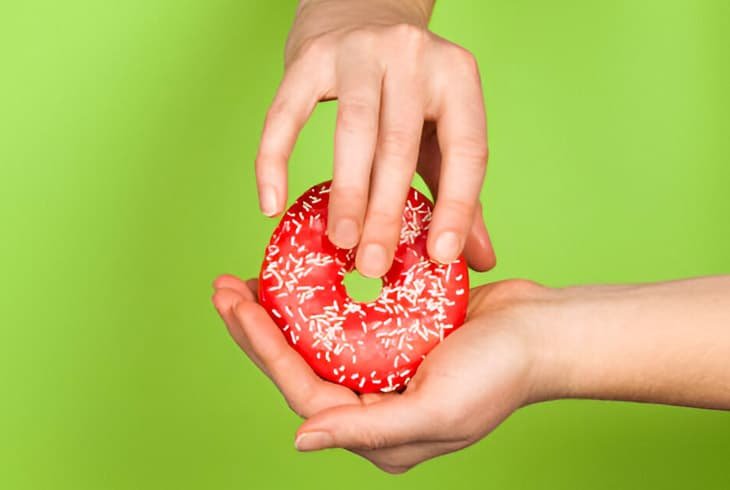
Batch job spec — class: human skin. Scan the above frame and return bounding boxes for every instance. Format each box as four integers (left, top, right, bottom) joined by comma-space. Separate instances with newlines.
212, 274, 730, 474
254, 0, 496, 277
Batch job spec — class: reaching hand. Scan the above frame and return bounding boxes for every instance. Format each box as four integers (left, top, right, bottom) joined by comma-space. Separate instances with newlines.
254, 1, 495, 277
212, 274, 544, 473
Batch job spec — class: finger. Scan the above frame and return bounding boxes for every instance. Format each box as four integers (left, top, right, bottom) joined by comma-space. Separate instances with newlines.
211, 288, 266, 372
256, 58, 331, 217
232, 300, 358, 417
359, 392, 389, 405
461, 204, 496, 271
356, 64, 424, 278
427, 52, 489, 264
245, 278, 259, 299
294, 392, 445, 452
213, 274, 255, 301
327, 46, 382, 249
417, 138, 495, 271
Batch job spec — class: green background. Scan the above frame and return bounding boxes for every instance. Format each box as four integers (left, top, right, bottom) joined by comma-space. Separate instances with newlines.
2, 1, 729, 488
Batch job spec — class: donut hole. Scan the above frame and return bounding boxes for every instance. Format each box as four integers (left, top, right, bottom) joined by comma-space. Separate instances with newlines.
343, 270, 383, 303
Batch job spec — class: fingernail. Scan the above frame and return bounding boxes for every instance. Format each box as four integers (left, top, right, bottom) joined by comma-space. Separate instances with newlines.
260, 185, 279, 217
333, 218, 359, 249
295, 431, 334, 452
358, 243, 387, 278
433, 231, 461, 263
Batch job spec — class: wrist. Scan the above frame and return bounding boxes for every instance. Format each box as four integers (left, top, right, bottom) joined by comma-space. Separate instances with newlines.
286, 0, 434, 64
520, 285, 605, 404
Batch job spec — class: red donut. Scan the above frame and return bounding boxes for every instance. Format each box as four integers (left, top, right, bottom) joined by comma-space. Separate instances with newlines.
258, 181, 469, 393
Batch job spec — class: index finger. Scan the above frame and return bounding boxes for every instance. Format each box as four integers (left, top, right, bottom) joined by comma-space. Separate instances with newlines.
255, 57, 330, 217
232, 298, 359, 417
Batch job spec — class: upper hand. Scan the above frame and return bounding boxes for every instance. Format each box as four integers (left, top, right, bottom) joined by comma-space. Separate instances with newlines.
255, 6, 495, 277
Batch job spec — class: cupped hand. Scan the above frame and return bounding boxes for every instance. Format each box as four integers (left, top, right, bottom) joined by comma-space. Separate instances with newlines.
212, 274, 548, 474
255, 4, 495, 277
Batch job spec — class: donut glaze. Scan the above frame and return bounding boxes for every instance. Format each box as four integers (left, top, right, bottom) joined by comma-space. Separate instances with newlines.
258, 181, 469, 393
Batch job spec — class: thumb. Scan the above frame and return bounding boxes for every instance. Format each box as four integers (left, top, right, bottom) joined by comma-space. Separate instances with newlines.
294, 393, 437, 452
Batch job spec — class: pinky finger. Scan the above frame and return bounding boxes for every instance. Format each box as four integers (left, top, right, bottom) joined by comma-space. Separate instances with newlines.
212, 288, 267, 374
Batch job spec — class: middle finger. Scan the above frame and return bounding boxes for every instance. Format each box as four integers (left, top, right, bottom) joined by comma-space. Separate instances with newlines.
356, 61, 424, 278
327, 42, 383, 250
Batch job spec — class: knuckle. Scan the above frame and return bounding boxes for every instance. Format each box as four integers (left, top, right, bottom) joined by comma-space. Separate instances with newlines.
389, 23, 428, 47
282, 377, 316, 419
254, 150, 282, 172
436, 198, 474, 222
344, 27, 378, 49
265, 98, 290, 125
493, 278, 544, 300
297, 34, 331, 61
379, 128, 418, 160
285, 399, 307, 419
338, 98, 378, 132
359, 430, 389, 451
365, 208, 402, 231
445, 142, 488, 168
329, 184, 367, 211
451, 46, 480, 76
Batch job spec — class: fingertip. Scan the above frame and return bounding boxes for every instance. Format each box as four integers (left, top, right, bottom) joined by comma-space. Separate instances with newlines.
463, 239, 496, 271
258, 183, 283, 217
214, 274, 255, 300
328, 217, 360, 250
429, 230, 463, 264
213, 274, 241, 289
356, 243, 389, 278
212, 287, 243, 313
326, 184, 367, 250
463, 214, 496, 271
245, 278, 260, 298
294, 431, 335, 452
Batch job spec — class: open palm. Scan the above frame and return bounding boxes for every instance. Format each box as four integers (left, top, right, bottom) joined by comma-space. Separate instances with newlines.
212, 274, 541, 473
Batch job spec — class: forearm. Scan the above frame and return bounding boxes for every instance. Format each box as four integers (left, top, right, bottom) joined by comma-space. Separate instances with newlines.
535, 276, 730, 409
287, 0, 435, 63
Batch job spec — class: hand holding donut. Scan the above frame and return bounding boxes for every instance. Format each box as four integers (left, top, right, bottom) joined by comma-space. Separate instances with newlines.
254, 0, 495, 277
213, 273, 730, 473
212, 275, 543, 474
